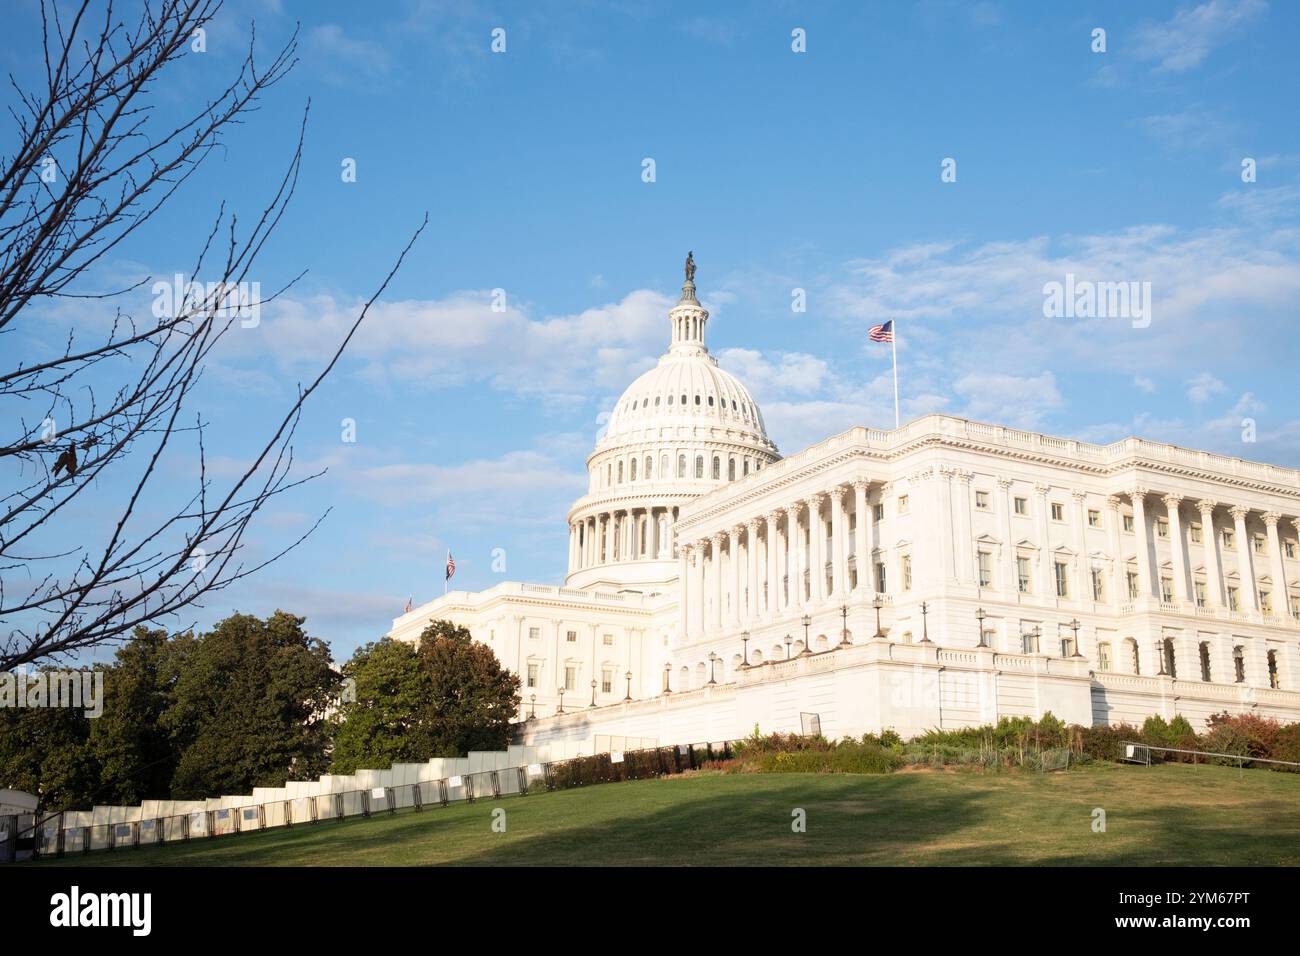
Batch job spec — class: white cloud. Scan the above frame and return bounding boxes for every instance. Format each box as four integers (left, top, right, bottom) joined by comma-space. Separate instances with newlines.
1134, 375, 1156, 393
953, 371, 1062, 430
1186, 372, 1227, 403
1133, 0, 1267, 73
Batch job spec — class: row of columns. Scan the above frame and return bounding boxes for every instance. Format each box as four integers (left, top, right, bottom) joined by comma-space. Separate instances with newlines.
569, 507, 677, 572
1122, 488, 1298, 618
680, 481, 877, 637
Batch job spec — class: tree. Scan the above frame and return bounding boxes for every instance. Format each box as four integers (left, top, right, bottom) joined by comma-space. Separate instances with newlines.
0, 1, 425, 670
0, 685, 96, 811
417, 620, 520, 757
88, 626, 179, 803
163, 610, 338, 798
329, 638, 434, 774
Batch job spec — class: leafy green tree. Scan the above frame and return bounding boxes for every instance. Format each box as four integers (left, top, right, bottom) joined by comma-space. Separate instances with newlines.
0, 692, 96, 811
164, 611, 338, 798
330, 638, 434, 773
89, 627, 179, 803
417, 620, 520, 757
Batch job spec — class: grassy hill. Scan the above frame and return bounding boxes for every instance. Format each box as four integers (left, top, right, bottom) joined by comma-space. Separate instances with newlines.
36, 762, 1300, 866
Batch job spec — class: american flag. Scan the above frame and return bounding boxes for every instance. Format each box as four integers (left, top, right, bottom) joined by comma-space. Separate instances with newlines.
403, 596, 413, 614
445, 550, 455, 581
868, 320, 894, 343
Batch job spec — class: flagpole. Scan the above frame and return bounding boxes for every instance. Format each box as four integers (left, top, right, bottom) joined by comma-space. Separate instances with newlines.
891, 317, 900, 429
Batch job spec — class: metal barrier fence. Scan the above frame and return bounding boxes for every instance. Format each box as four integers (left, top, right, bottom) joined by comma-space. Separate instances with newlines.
19, 740, 738, 861
1120, 741, 1300, 769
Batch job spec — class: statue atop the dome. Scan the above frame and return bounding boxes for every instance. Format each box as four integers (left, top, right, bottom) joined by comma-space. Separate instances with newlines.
684, 250, 696, 283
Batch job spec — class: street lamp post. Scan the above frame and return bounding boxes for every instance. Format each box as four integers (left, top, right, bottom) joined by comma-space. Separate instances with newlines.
838, 603, 851, 648
528, 694, 536, 719
624, 670, 633, 701
872, 595, 884, 640
1068, 618, 1084, 658
975, 607, 987, 647
800, 614, 812, 656
589, 679, 597, 709
708, 651, 718, 684
784, 634, 793, 660
740, 631, 751, 669
918, 601, 932, 643
662, 662, 672, 695
556, 686, 566, 714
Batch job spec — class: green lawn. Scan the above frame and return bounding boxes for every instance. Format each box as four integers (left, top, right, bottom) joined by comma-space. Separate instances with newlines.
36, 762, 1300, 866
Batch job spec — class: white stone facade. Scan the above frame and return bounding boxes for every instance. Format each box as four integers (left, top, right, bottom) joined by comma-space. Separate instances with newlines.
390, 266, 1300, 744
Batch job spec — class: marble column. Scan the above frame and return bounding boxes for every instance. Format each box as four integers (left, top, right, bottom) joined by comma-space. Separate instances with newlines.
787, 504, 803, 609
1107, 495, 1124, 608
830, 486, 846, 598
853, 480, 869, 592
1163, 494, 1188, 604
808, 494, 827, 603
1230, 506, 1257, 611
1199, 500, 1223, 607
1071, 491, 1088, 602
1131, 488, 1153, 598
999, 479, 1016, 598
1034, 483, 1052, 599
729, 526, 743, 627
679, 544, 692, 640
1264, 513, 1289, 618
764, 511, 779, 616
746, 519, 760, 623
711, 533, 725, 632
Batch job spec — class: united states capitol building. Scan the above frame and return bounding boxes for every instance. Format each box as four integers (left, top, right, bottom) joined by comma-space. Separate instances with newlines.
389, 259, 1300, 745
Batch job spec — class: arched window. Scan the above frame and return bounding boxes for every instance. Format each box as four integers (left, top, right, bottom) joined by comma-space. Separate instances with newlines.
708, 395, 714, 406
629, 458, 636, 480
1233, 645, 1245, 682
606, 463, 612, 486
743, 458, 750, 476
667, 394, 674, 406
617, 461, 624, 483
661, 454, 669, 477
681, 394, 687, 406
1268, 649, 1280, 688
1199, 642, 1212, 681
645, 456, 653, 479
695, 455, 704, 478
655, 395, 660, 406
728, 458, 736, 481
694, 394, 701, 405
711, 456, 720, 479
1161, 637, 1176, 678
677, 454, 686, 478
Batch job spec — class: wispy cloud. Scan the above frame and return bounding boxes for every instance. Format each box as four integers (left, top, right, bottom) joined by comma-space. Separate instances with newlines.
1133, 0, 1267, 74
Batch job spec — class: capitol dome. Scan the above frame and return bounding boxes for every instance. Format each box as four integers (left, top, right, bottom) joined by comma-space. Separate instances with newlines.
565, 254, 780, 592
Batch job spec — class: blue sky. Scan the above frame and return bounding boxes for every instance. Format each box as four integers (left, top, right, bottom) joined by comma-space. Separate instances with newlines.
8, 0, 1300, 659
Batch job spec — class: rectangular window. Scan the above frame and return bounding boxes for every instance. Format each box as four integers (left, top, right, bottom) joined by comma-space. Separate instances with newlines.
566, 630, 577, 643
978, 551, 993, 588
1017, 556, 1031, 594
1254, 534, 1267, 555
602, 633, 613, 646
1160, 577, 1173, 603
1123, 515, 1135, 533
601, 669, 612, 694
1051, 502, 1065, 522
975, 490, 990, 510
528, 626, 540, 641
901, 555, 912, 591
897, 495, 909, 514
875, 561, 886, 593
1194, 580, 1206, 607
1222, 530, 1234, 549
1291, 594, 1300, 617
1088, 509, 1101, 528
1227, 586, 1239, 611
564, 666, 576, 691
873, 503, 884, 522
1190, 523, 1202, 544
1091, 569, 1105, 602
1022, 629, 1039, 654
1014, 497, 1028, 516
1054, 561, 1069, 597
527, 663, 538, 688
1287, 540, 1297, 559
1126, 571, 1140, 600
1097, 642, 1112, 672
1156, 519, 1169, 538
1260, 591, 1272, 615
